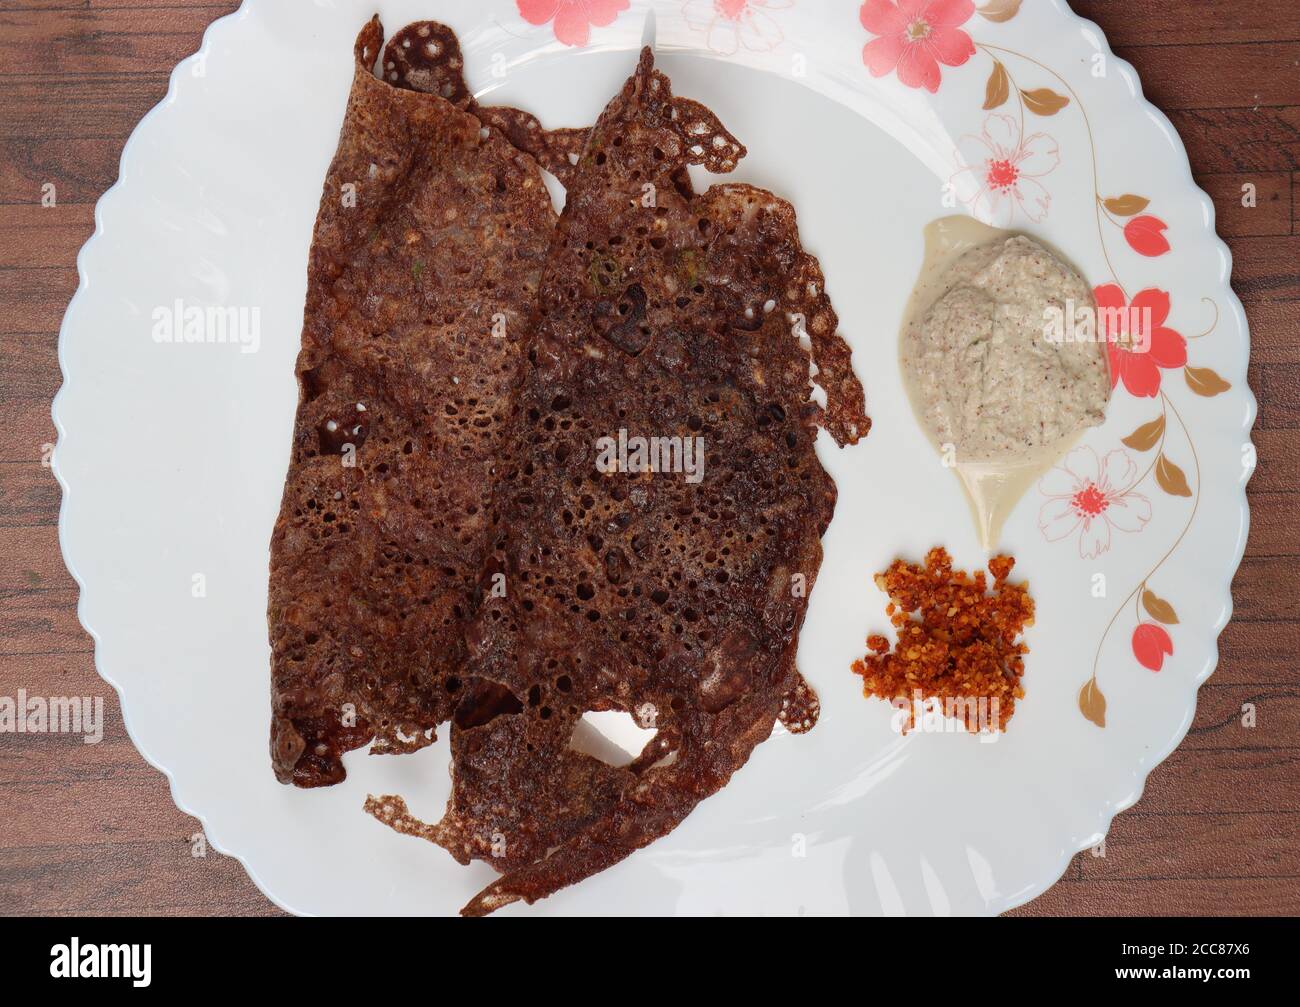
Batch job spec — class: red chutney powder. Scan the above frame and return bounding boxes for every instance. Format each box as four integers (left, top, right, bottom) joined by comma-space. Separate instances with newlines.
851, 548, 1035, 733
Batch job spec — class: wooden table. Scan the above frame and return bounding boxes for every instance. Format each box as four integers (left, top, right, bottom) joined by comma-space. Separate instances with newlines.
0, 1, 1294, 917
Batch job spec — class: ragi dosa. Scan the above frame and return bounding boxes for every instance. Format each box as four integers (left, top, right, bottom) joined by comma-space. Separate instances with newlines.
269, 19, 575, 786
366, 49, 869, 914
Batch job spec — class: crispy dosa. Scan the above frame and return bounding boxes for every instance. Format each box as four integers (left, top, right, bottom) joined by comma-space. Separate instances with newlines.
367, 49, 868, 914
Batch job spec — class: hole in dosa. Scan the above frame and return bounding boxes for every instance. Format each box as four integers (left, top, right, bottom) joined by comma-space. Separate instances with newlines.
568, 711, 657, 768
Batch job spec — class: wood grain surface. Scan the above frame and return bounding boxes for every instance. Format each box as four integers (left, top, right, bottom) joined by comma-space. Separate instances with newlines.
0, 1, 1295, 918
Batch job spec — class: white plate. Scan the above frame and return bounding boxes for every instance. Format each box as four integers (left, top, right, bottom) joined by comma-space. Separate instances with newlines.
53, 0, 1255, 915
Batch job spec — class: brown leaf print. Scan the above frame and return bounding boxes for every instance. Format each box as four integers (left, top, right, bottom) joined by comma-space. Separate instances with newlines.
977, 0, 1023, 23
1103, 194, 1151, 216
1155, 454, 1193, 497
1079, 678, 1106, 728
983, 60, 1010, 109
1121, 414, 1166, 452
1141, 589, 1180, 625
1020, 87, 1070, 115
1185, 365, 1232, 397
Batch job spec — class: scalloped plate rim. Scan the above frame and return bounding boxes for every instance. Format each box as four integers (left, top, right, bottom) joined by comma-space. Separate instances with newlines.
49, 0, 1256, 917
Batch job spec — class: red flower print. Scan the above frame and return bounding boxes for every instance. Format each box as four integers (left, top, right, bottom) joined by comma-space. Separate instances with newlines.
860, 0, 976, 93
683, 0, 792, 55
518, 0, 630, 48
1123, 215, 1171, 257
1039, 446, 1151, 560
1131, 622, 1173, 671
952, 113, 1059, 226
1095, 284, 1188, 398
